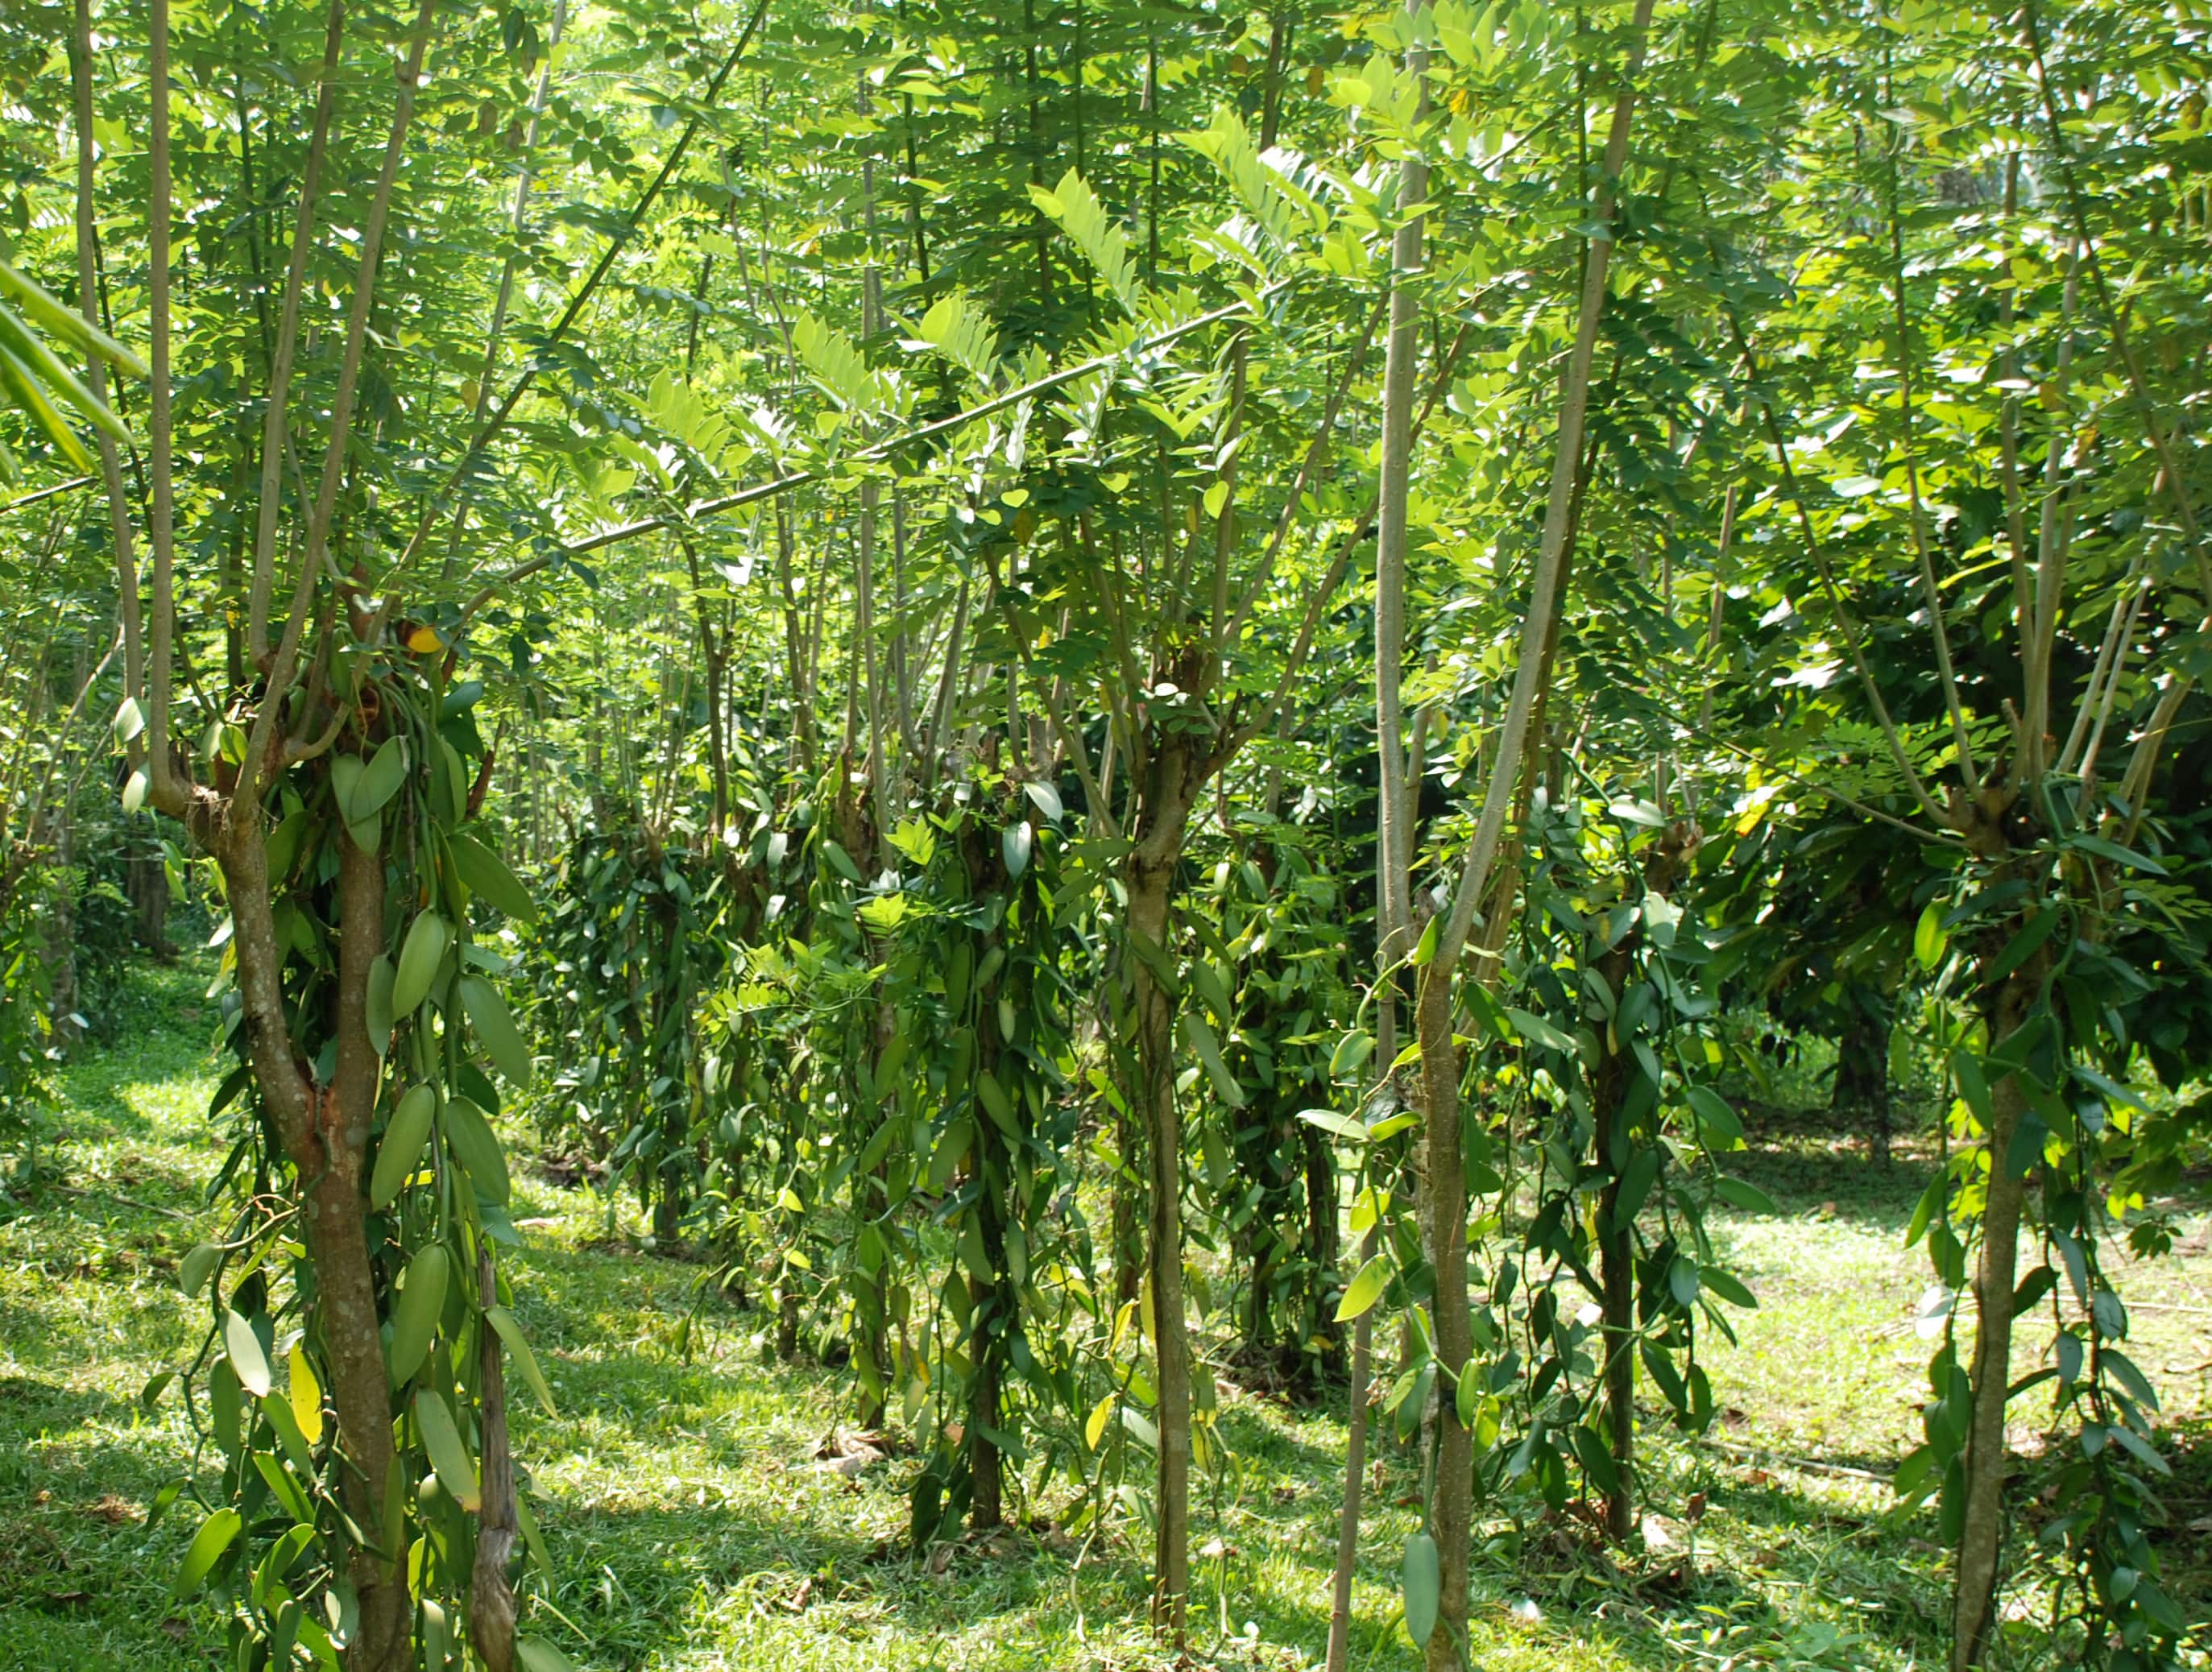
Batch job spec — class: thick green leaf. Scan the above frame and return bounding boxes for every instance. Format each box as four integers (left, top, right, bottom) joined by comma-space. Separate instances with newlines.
391, 911, 451, 1016
1667, 1256, 1701, 1308
352, 736, 408, 822
485, 1305, 557, 1416
1687, 1085, 1744, 1147
365, 954, 396, 1055
371, 1085, 438, 1209
447, 830, 539, 924
1713, 1176, 1779, 1215
1701, 1267, 1758, 1309
460, 974, 534, 1089
1952, 1049, 1993, 1129
516, 1641, 582, 1672
1335, 1255, 1390, 1322
387, 1243, 449, 1386
2068, 834, 2166, 875
1181, 1012, 1246, 1107
224, 1310, 272, 1397
173, 1508, 242, 1595
1505, 1007, 1576, 1054
820, 838, 862, 882
1297, 1107, 1369, 1144
1985, 904, 2060, 983
1330, 1031, 1375, 1077
1187, 959, 1235, 1023
414, 1389, 480, 1511
1573, 1423, 1622, 1493
179, 1241, 219, 1298
443, 1095, 512, 1205
1402, 1529, 1441, 1646
1913, 899, 1949, 970
976, 1069, 1018, 1137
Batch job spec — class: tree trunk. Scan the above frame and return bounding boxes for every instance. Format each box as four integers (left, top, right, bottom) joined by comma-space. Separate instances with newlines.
1595, 1179, 1637, 1542
1323, 1222, 1377, 1672
470, 1247, 518, 1672
1300, 1119, 1338, 1373
1832, 1006, 1893, 1168
1112, 1088, 1144, 1311
43, 805, 79, 1044
1128, 844, 1191, 1634
1413, 952, 1471, 1670
129, 842, 172, 958
228, 817, 412, 1672
1591, 940, 1638, 1542
1949, 970, 2037, 1671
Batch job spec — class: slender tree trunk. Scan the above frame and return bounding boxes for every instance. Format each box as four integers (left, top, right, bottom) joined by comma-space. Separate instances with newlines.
470, 1246, 518, 1672
855, 984, 894, 1428
1123, 744, 1205, 1637
1112, 1062, 1145, 1310
1323, 1221, 1377, 1671
1832, 1007, 1893, 1168
1949, 969, 2038, 1671
43, 802, 79, 1044
1393, 9, 1653, 1649
1589, 942, 1636, 1543
1413, 942, 1471, 1671
1129, 847, 1190, 1633
242, 819, 412, 1672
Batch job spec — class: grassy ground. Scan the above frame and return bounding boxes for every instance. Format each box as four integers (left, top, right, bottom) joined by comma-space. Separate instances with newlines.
2, 962, 2207, 1670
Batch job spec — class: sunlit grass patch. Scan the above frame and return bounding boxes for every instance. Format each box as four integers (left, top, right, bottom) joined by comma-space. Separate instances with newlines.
2, 966, 2206, 1669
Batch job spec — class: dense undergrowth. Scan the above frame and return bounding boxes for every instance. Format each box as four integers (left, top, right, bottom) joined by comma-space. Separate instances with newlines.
3, 962, 2206, 1670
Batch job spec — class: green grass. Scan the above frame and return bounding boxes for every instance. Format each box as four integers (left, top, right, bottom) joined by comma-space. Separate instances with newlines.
2, 962, 2206, 1670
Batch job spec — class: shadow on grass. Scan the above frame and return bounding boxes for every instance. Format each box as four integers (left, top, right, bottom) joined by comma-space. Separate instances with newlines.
1719, 1119, 1939, 1233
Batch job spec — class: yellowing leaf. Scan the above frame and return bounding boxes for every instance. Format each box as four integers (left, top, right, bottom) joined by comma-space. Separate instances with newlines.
288, 1347, 323, 1446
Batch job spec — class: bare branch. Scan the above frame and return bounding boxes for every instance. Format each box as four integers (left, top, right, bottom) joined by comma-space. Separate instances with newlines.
246, 0, 346, 668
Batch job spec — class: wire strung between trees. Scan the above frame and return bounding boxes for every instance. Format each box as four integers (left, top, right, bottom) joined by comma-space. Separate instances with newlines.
462, 279, 1299, 621
0, 474, 93, 515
